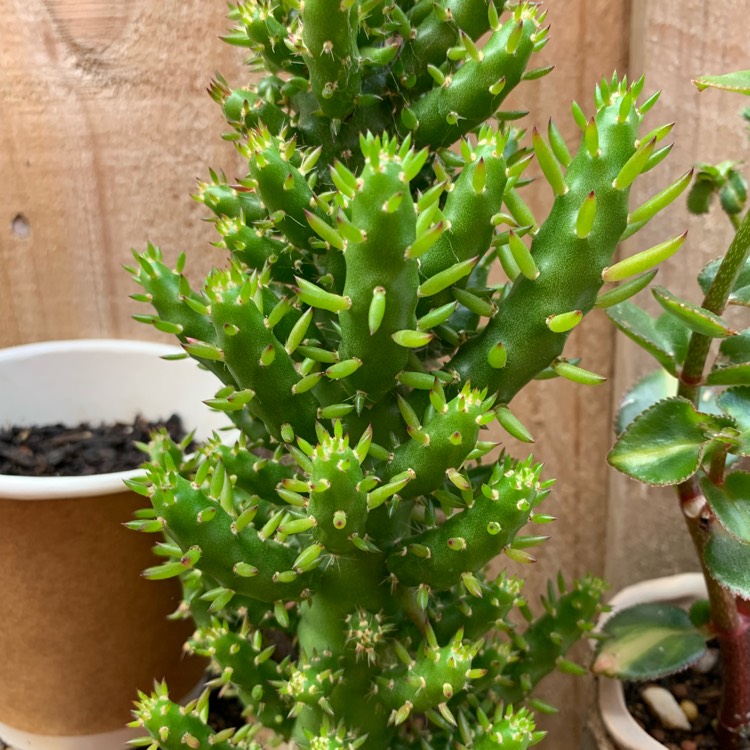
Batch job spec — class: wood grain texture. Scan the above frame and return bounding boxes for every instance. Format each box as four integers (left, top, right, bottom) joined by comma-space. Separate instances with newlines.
495, 2, 630, 744
0, 0, 245, 347
605, 0, 750, 592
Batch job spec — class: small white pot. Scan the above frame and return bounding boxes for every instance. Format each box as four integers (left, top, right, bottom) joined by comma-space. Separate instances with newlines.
597, 573, 708, 750
0, 340, 227, 750
0, 339, 227, 500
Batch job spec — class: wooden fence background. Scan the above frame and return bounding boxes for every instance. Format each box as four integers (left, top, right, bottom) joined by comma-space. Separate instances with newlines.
1, 0, 748, 745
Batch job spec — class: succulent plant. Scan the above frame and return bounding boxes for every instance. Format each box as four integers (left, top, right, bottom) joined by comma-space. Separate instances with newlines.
594, 70, 750, 749
125, 2, 686, 747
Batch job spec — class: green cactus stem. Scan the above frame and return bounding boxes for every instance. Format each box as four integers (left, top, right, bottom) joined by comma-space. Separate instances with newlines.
128, 2, 681, 747
451, 76, 660, 402
190, 619, 292, 733
301, 0, 362, 120
387, 456, 547, 590
335, 133, 421, 401
416, 127, 508, 309
130, 682, 251, 749
396, 0, 503, 95
407, 5, 543, 148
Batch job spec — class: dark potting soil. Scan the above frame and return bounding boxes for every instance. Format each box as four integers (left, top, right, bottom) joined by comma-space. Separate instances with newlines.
208, 690, 247, 732
0, 414, 186, 477
624, 658, 721, 749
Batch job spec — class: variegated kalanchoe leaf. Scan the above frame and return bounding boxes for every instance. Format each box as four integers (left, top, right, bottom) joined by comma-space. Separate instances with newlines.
598, 69, 750, 750
126, 1, 683, 747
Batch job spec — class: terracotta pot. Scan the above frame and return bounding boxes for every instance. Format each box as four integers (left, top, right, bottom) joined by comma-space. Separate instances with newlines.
596, 573, 708, 750
0, 340, 227, 750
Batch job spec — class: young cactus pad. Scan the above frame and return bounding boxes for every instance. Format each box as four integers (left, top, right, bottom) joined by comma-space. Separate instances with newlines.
127, 2, 683, 748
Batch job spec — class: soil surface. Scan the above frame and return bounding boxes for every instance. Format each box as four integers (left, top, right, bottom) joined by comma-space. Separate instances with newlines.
208, 690, 247, 732
0, 414, 186, 477
624, 659, 721, 749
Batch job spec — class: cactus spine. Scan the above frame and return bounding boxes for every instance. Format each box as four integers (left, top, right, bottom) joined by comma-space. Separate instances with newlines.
127, 2, 683, 748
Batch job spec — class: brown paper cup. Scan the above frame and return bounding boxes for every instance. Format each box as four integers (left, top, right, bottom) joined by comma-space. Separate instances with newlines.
0, 340, 233, 740
0, 489, 205, 736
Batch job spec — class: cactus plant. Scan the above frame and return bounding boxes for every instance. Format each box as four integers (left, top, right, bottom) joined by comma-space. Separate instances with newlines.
594, 70, 750, 750
126, 2, 686, 747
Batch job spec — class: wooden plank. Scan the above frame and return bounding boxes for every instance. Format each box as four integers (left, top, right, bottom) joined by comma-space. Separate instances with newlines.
497, 2, 631, 744
605, 0, 750, 593
0, 0, 245, 347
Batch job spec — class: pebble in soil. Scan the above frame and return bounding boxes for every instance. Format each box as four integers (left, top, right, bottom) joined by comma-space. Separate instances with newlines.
625, 656, 721, 749
0, 414, 187, 477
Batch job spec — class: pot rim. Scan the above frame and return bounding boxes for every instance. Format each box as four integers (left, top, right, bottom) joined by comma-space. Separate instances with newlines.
0, 338, 175, 363
597, 572, 708, 750
0, 339, 189, 501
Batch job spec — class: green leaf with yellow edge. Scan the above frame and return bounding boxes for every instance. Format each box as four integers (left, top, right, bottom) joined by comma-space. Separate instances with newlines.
592, 604, 707, 680
701, 473, 750, 543
718, 386, 750, 422
719, 329, 750, 365
652, 286, 736, 338
698, 257, 724, 292
707, 363, 750, 386
654, 312, 691, 366
693, 70, 750, 95
711, 331, 750, 386
717, 386, 750, 454
608, 397, 718, 485
730, 286, 750, 307
616, 369, 722, 435
705, 524, 750, 599
615, 369, 676, 434
606, 302, 680, 375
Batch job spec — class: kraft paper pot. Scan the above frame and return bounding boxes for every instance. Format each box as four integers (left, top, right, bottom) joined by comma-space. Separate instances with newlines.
596, 573, 708, 750
0, 340, 228, 749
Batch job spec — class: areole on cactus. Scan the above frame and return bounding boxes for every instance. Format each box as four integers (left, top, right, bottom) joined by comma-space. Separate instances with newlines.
126, 1, 687, 747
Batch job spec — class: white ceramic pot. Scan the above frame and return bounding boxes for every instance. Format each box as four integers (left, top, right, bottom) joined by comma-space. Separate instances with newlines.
597, 572, 708, 750
0, 340, 228, 750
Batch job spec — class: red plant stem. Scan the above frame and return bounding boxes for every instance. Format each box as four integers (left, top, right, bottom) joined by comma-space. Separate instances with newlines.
715, 614, 750, 748
676, 209, 750, 748
679, 479, 750, 748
